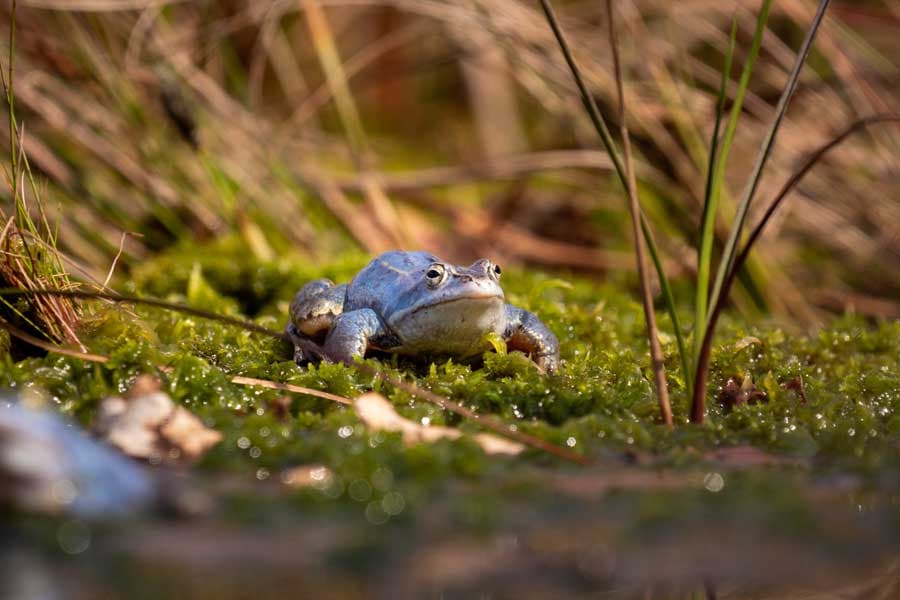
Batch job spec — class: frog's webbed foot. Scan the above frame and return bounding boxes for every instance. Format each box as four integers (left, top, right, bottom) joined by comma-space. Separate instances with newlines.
323, 308, 394, 366
503, 305, 560, 373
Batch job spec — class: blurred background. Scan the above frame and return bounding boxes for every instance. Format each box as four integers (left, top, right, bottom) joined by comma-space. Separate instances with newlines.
1, 0, 898, 322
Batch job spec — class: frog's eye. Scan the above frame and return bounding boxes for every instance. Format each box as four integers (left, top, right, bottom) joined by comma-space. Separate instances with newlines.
425, 264, 446, 287
487, 262, 501, 281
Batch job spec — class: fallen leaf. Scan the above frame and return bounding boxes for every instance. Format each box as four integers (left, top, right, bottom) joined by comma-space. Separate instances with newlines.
160, 407, 223, 460
733, 336, 763, 354
280, 464, 334, 489
96, 375, 222, 463
481, 331, 508, 355
354, 393, 523, 456
472, 433, 525, 456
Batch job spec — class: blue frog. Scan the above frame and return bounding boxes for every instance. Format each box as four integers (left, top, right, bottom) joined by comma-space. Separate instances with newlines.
286, 251, 560, 372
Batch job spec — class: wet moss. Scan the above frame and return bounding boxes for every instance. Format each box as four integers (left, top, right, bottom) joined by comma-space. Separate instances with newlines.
1, 237, 898, 520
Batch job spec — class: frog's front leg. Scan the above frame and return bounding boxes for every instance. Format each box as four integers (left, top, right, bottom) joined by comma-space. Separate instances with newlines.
287, 279, 347, 364
503, 305, 560, 373
323, 309, 393, 365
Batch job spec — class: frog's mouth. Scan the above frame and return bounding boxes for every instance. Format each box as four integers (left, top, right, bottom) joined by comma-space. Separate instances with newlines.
405, 292, 504, 317
389, 293, 506, 354
388, 292, 505, 333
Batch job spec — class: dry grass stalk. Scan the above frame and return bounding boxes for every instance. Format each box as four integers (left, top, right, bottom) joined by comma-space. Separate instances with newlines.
300, 0, 406, 250
0, 3, 84, 354
0, 220, 84, 350
604, 0, 672, 426
1, 0, 898, 319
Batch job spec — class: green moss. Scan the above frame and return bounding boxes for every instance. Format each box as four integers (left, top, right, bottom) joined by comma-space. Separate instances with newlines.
1, 237, 898, 524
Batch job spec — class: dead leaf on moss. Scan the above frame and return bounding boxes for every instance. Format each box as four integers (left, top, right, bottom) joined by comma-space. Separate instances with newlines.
96, 375, 222, 463
733, 336, 763, 354
280, 464, 334, 489
354, 392, 523, 456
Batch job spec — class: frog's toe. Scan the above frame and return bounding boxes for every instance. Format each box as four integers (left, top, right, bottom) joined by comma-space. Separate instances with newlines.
293, 345, 313, 365
294, 343, 330, 365
285, 323, 327, 365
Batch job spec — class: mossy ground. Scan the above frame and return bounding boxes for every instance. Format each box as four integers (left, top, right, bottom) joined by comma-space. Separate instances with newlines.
2, 237, 898, 594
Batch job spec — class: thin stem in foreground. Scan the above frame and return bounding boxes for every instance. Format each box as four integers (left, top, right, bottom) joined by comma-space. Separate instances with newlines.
605, 0, 671, 426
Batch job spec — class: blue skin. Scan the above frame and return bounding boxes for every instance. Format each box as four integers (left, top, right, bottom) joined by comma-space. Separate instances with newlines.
286, 251, 560, 372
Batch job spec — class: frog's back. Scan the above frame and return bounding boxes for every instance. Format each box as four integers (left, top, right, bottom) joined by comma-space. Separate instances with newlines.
345, 251, 436, 317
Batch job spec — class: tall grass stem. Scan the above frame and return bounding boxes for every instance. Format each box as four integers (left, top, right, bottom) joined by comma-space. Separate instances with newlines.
605, 0, 672, 425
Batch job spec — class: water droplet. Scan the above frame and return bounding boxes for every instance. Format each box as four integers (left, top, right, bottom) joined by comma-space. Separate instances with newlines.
51, 479, 78, 507
381, 491, 405, 515
566, 437, 577, 447
371, 467, 394, 491
348, 479, 372, 502
703, 472, 725, 493
58, 520, 91, 555
237, 436, 251, 449
365, 500, 389, 525
338, 425, 353, 439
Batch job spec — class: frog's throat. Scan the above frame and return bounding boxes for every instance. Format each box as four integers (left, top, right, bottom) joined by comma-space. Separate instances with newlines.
394, 293, 504, 321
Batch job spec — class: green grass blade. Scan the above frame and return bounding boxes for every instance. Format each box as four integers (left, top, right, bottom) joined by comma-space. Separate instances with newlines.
694, 4, 769, 362
693, 16, 737, 368
707, 0, 832, 322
